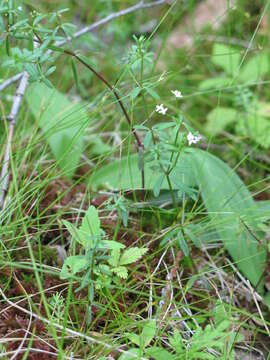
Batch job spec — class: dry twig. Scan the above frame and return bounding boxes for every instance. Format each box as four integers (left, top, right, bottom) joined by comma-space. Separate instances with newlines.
0, 72, 29, 210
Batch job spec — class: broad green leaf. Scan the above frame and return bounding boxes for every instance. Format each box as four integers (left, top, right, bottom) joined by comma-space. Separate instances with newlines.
89, 153, 195, 191
206, 107, 237, 136
90, 137, 112, 155
199, 77, 231, 91
79, 206, 100, 249
60, 255, 88, 279
141, 319, 156, 348
236, 114, 270, 148
26, 83, 89, 177
190, 149, 266, 290
90, 149, 266, 289
211, 43, 240, 76
119, 247, 148, 266
239, 53, 269, 84
126, 333, 141, 347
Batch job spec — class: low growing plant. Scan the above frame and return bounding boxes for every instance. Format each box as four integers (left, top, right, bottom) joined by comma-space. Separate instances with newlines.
60, 205, 148, 321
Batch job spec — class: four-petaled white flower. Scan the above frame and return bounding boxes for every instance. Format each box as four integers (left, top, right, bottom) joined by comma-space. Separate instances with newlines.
171, 90, 183, 98
187, 132, 202, 146
155, 104, 168, 115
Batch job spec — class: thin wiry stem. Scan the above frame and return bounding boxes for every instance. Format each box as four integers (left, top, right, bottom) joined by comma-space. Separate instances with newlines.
0, 0, 166, 205
0, 286, 148, 360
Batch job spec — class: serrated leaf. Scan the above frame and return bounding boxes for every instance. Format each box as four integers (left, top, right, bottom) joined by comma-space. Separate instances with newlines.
98, 240, 125, 250
169, 329, 184, 353
199, 77, 231, 91
206, 107, 237, 136
212, 43, 240, 76
112, 266, 128, 279
60, 255, 88, 279
108, 248, 121, 267
239, 53, 269, 84
235, 114, 270, 148
119, 247, 148, 266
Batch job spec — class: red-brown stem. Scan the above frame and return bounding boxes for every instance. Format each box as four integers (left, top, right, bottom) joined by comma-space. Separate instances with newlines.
63, 49, 145, 190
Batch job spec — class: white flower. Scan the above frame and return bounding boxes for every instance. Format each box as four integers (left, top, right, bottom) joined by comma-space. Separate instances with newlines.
18, 6, 23, 11
187, 131, 202, 146
155, 104, 168, 115
171, 90, 183, 98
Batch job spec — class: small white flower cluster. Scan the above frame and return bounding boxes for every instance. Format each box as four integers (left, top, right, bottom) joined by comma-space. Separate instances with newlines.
155, 89, 202, 146
187, 132, 202, 146
155, 104, 167, 115
171, 90, 183, 98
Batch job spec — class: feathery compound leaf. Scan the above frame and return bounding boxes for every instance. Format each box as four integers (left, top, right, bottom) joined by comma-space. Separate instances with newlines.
119, 247, 148, 266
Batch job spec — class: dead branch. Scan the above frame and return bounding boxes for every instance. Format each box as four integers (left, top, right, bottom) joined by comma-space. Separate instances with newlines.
0, 72, 29, 210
